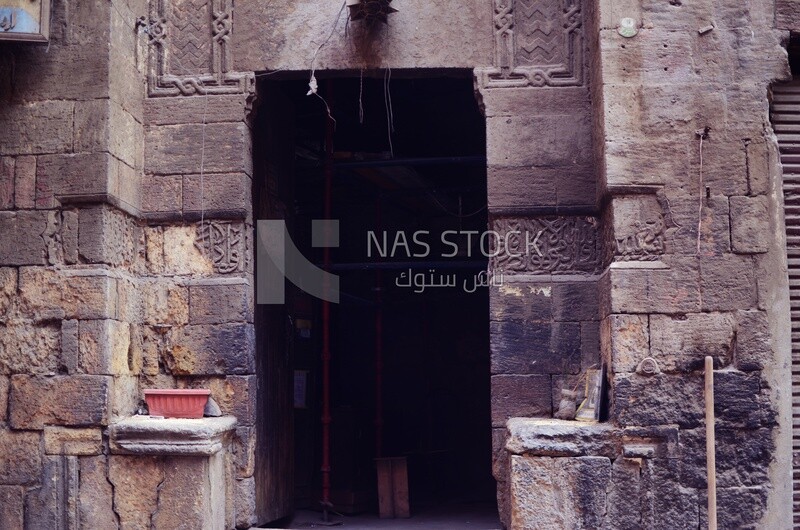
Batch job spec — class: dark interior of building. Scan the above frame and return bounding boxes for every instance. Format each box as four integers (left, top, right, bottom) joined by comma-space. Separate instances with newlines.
254, 73, 498, 527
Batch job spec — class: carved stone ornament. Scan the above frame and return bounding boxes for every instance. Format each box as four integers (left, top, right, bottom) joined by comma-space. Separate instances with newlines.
476, 0, 584, 89
195, 221, 246, 273
145, 0, 254, 97
636, 357, 660, 376
491, 216, 599, 274
612, 195, 671, 262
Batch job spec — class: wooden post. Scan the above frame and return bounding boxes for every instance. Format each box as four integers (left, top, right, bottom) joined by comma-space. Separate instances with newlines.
705, 356, 717, 530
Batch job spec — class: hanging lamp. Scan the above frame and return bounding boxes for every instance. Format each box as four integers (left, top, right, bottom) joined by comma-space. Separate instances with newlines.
346, 0, 398, 24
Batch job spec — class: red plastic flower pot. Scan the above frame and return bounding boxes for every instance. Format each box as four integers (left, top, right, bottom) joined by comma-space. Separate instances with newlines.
143, 389, 211, 419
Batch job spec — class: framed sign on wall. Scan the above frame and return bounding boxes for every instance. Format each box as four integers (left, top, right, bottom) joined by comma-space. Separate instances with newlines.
0, 0, 50, 42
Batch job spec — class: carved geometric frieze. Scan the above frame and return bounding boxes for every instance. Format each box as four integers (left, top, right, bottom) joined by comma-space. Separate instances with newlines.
476, 0, 584, 89
490, 216, 599, 274
195, 220, 247, 273
145, 0, 254, 97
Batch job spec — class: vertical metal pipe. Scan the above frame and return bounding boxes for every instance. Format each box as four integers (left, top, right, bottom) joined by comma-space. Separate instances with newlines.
705, 356, 717, 530
321, 79, 334, 518
374, 198, 384, 458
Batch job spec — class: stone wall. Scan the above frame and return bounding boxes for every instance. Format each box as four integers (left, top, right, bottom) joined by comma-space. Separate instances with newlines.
0, 0, 257, 525
495, 0, 795, 527
0, 0, 797, 527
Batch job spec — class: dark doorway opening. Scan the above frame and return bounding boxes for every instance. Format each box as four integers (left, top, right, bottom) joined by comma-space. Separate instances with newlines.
254, 73, 497, 528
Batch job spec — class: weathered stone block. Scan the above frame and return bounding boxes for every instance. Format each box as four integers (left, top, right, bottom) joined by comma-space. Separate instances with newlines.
145, 122, 253, 176
777, 0, 800, 29
142, 174, 182, 214
36, 153, 114, 204
699, 486, 768, 529
0, 100, 74, 155
490, 282, 553, 323
144, 282, 189, 326
233, 426, 256, 478
606, 259, 701, 314
0, 430, 41, 484
73, 99, 109, 153
168, 324, 255, 375
145, 94, 249, 125
510, 455, 610, 529
491, 321, 580, 375
109, 100, 144, 170
235, 477, 257, 528
0, 375, 7, 422
0, 267, 15, 318
79, 319, 132, 375
14, 155, 36, 209
0, 486, 24, 530
602, 314, 649, 374
116, 275, 145, 325
109, 455, 164, 530
612, 372, 704, 428
699, 255, 757, 311
189, 281, 253, 324
79, 205, 138, 267
0, 321, 61, 375
641, 458, 699, 530
20, 268, 118, 321
78, 456, 117, 529
61, 319, 80, 374
491, 375, 552, 427
24, 455, 78, 529
6, 41, 110, 103
110, 375, 140, 422
479, 86, 591, 119
601, 28, 703, 85
734, 310, 772, 371
44, 427, 103, 455
153, 455, 226, 530
144, 227, 165, 273
487, 167, 558, 208
649, 313, 735, 372
680, 427, 772, 489
506, 418, 621, 458
183, 173, 251, 217
116, 157, 142, 214
9, 375, 110, 429
729, 195, 769, 254
553, 282, 598, 322
606, 457, 643, 530
714, 370, 775, 429
745, 140, 771, 196
0, 211, 49, 265
488, 113, 592, 168
604, 137, 689, 188
492, 428, 511, 528
62, 210, 79, 264
0, 156, 13, 209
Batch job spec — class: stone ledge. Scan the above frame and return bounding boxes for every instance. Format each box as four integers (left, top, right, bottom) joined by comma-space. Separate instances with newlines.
506, 418, 679, 459
109, 415, 237, 456
506, 418, 621, 458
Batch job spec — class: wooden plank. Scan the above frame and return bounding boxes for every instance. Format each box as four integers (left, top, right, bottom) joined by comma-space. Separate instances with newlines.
391, 457, 410, 518
376, 458, 395, 518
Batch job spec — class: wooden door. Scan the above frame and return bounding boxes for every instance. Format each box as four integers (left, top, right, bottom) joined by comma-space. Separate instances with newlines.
253, 81, 296, 524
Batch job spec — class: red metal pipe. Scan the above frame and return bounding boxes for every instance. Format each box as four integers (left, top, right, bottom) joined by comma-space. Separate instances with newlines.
374, 198, 384, 458
321, 79, 334, 515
